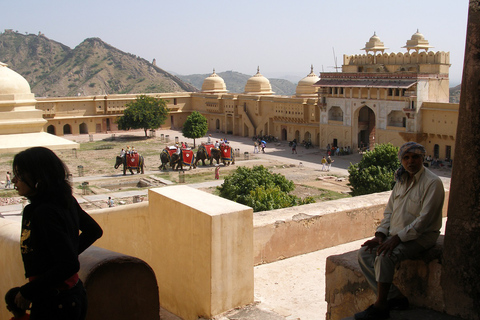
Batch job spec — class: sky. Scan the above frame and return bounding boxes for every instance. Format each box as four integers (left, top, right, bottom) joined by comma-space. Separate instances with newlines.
1, 0, 469, 85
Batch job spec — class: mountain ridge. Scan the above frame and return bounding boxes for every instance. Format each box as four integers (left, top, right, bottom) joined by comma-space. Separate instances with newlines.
0, 30, 198, 97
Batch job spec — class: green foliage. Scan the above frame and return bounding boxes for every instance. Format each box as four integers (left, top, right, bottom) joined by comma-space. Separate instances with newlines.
218, 165, 313, 212
348, 143, 400, 196
116, 95, 169, 136
182, 111, 208, 148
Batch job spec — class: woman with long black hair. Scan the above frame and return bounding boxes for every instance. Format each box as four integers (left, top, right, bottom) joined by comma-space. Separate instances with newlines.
11, 147, 103, 320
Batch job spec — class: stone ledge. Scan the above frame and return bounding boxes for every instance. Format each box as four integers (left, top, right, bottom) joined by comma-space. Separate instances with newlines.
326, 236, 446, 320
341, 306, 465, 320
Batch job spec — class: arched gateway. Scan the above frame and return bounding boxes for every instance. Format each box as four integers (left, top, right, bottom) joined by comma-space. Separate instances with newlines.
355, 106, 376, 151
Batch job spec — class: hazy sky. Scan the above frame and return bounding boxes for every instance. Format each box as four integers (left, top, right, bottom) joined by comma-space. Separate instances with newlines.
2, 0, 469, 85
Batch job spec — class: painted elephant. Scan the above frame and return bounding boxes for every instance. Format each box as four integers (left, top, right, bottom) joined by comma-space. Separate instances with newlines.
195, 144, 213, 166
115, 154, 145, 175
170, 149, 196, 171
212, 145, 235, 166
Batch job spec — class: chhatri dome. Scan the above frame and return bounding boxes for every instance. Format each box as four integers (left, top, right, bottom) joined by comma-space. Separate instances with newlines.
0, 61, 32, 95
295, 65, 320, 97
201, 69, 227, 93
244, 67, 274, 95
403, 29, 434, 53
0, 62, 78, 152
361, 32, 388, 54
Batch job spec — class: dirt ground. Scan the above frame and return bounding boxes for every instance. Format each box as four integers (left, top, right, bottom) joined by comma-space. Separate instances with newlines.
0, 130, 352, 209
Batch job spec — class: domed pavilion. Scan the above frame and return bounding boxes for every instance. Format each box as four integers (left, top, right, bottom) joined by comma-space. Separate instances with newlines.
244, 67, 274, 95
201, 69, 227, 93
0, 62, 78, 153
295, 65, 320, 97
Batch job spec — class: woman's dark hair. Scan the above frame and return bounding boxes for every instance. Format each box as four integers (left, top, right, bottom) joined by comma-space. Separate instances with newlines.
13, 147, 72, 206
5, 287, 24, 315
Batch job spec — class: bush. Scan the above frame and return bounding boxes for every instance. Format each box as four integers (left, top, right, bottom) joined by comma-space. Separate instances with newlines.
218, 165, 314, 212
348, 143, 400, 196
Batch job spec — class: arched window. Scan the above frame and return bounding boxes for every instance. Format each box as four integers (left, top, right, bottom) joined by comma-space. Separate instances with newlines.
47, 125, 56, 135
79, 123, 88, 134
387, 111, 406, 127
328, 106, 343, 121
63, 124, 72, 135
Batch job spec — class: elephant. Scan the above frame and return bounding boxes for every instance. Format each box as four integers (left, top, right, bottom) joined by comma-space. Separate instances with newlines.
209, 148, 222, 165
212, 145, 235, 166
195, 144, 213, 166
170, 149, 196, 171
115, 154, 145, 175
159, 148, 171, 171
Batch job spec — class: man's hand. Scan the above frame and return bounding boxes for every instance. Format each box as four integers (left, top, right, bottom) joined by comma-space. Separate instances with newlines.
376, 234, 401, 256
361, 233, 385, 253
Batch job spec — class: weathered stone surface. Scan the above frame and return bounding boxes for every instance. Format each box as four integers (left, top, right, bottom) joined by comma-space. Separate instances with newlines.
326, 238, 444, 320
442, 2, 480, 320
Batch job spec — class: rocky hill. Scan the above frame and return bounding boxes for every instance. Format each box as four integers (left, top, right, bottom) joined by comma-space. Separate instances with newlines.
177, 70, 297, 96
0, 30, 198, 97
449, 84, 461, 103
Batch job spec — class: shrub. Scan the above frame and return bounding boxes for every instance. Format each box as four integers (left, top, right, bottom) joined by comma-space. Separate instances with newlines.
218, 165, 313, 212
348, 143, 400, 196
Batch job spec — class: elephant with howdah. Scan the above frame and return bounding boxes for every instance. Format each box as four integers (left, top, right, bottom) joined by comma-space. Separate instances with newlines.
115, 154, 145, 175
170, 149, 196, 171
213, 145, 235, 166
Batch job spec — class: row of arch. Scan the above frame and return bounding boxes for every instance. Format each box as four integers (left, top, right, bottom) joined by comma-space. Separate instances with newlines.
345, 51, 449, 65
47, 123, 89, 135
328, 106, 405, 128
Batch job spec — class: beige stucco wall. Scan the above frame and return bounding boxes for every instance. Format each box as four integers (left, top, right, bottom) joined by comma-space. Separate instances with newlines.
91, 186, 254, 320
0, 184, 450, 320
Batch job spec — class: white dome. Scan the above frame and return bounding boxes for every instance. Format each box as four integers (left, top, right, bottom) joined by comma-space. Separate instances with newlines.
0, 62, 32, 95
296, 66, 320, 97
244, 67, 273, 95
201, 69, 227, 93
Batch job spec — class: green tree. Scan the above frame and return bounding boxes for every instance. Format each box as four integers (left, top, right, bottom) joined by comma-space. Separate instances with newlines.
116, 95, 169, 137
182, 111, 208, 148
218, 165, 314, 212
348, 143, 400, 196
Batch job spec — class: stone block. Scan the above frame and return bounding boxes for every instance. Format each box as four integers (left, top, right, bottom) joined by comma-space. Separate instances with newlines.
326, 237, 444, 320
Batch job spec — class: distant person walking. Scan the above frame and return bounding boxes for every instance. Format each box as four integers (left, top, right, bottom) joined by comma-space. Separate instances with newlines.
107, 197, 114, 207
215, 164, 220, 180
5, 171, 11, 188
321, 156, 327, 171
327, 156, 334, 171
292, 141, 297, 154
253, 141, 259, 154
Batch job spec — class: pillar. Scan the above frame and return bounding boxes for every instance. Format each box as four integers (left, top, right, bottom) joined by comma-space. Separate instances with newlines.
442, 2, 480, 319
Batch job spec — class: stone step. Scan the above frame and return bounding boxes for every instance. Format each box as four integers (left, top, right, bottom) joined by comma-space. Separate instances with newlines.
342, 306, 466, 320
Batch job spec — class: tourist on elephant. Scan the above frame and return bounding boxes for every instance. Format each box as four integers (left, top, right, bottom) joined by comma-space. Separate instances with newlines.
10, 147, 103, 320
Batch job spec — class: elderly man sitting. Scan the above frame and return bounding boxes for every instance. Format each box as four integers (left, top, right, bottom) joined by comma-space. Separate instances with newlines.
354, 142, 445, 320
